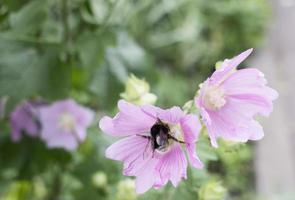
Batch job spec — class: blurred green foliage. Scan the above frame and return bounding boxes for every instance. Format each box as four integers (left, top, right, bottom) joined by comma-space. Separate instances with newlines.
0, 0, 269, 199
0, 0, 269, 109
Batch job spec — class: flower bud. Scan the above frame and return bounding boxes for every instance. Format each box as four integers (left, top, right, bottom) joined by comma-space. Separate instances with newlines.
33, 178, 47, 199
199, 180, 227, 200
116, 179, 136, 200
120, 74, 157, 105
182, 100, 198, 114
215, 61, 224, 70
92, 171, 107, 188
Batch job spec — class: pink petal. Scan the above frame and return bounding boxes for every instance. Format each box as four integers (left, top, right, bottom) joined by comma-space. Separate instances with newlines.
74, 126, 87, 141
222, 68, 278, 99
10, 102, 39, 141
39, 107, 59, 128
39, 109, 60, 140
135, 159, 158, 194
142, 105, 185, 124
206, 125, 218, 148
105, 136, 148, 162
180, 114, 203, 168
186, 143, 204, 169
248, 120, 264, 140
196, 106, 218, 147
222, 68, 267, 90
40, 125, 60, 140
46, 133, 78, 151
75, 107, 95, 127
227, 94, 273, 117
221, 68, 278, 117
210, 49, 253, 85
99, 100, 156, 136
140, 104, 165, 119
206, 110, 249, 143
157, 106, 185, 124
203, 94, 268, 146
105, 136, 162, 194
155, 144, 187, 187
217, 98, 252, 124
181, 114, 201, 143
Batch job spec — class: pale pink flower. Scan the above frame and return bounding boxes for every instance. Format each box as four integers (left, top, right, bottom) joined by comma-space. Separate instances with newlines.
10, 101, 41, 141
99, 100, 203, 193
39, 99, 94, 151
196, 49, 278, 147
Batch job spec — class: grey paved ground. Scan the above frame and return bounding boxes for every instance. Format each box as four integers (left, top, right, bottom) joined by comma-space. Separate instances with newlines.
253, 0, 295, 199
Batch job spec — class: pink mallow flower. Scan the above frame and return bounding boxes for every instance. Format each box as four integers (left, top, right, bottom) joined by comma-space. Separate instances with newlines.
10, 101, 41, 141
196, 49, 278, 147
99, 100, 203, 194
39, 99, 94, 151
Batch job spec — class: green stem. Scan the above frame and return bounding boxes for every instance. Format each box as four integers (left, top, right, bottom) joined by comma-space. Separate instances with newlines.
47, 167, 62, 200
61, 0, 70, 63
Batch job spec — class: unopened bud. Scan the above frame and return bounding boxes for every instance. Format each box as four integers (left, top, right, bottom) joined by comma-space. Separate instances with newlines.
120, 74, 157, 105
92, 171, 107, 188
116, 179, 136, 200
199, 180, 227, 200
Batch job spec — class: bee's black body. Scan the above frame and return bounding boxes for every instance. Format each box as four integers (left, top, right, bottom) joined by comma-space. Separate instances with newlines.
150, 120, 170, 151
138, 119, 185, 154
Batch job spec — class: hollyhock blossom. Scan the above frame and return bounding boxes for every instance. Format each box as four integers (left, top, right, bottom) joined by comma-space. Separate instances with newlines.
10, 101, 41, 141
99, 100, 203, 193
196, 49, 278, 147
39, 99, 94, 151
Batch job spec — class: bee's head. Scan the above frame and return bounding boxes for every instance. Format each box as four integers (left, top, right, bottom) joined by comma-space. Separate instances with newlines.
151, 119, 169, 136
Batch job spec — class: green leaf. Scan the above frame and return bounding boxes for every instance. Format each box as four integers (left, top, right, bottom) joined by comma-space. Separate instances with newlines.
0, 39, 69, 107
8, 0, 48, 34
197, 138, 218, 162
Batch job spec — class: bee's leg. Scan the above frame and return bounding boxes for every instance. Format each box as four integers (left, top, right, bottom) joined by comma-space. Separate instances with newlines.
152, 148, 156, 158
140, 136, 153, 160
143, 140, 150, 159
168, 134, 186, 144
136, 134, 151, 139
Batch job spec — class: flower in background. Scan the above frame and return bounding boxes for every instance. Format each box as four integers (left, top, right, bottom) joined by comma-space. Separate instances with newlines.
99, 100, 203, 193
120, 74, 157, 105
196, 49, 278, 147
39, 99, 94, 151
10, 101, 41, 141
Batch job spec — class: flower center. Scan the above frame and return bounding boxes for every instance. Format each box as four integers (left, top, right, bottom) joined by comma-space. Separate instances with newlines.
59, 112, 76, 132
170, 124, 183, 141
203, 86, 226, 110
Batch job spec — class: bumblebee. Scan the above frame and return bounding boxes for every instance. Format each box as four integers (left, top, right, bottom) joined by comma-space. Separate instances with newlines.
138, 119, 185, 154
